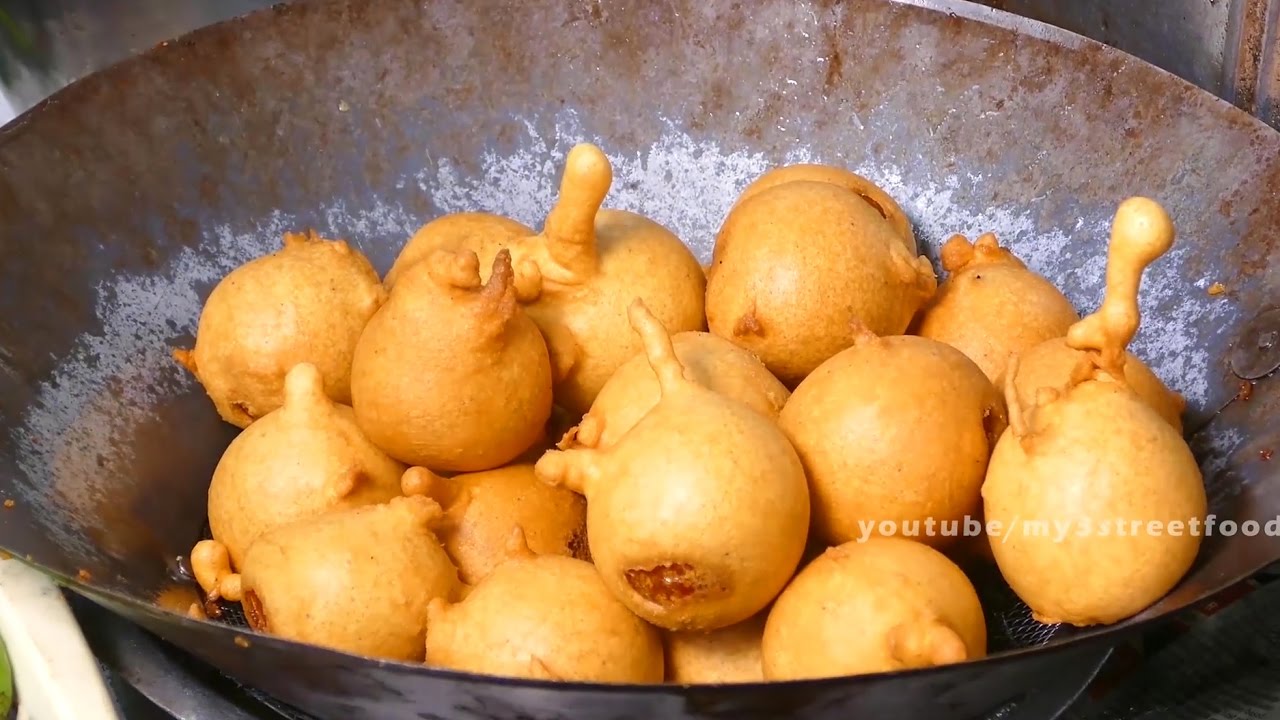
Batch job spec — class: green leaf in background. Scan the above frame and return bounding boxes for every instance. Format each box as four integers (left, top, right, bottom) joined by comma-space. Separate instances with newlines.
0, 635, 11, 717
0, 9, 34, 53
0, 2, 56, 89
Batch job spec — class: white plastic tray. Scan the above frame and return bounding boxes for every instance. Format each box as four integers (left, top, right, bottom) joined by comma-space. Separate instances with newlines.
0, 559, 120, 720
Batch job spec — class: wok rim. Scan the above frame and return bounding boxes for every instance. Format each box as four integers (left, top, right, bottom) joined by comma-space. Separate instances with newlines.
70, 567, 1131, 695
1, 0, 1276, 700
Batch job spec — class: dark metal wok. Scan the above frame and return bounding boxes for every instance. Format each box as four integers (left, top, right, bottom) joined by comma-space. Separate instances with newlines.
1, 0, 1278, 718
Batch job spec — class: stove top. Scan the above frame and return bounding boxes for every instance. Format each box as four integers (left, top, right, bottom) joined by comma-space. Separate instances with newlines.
69, 593, 308, 720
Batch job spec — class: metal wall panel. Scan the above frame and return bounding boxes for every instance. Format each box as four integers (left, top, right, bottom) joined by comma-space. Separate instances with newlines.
973, 0, 1280, 128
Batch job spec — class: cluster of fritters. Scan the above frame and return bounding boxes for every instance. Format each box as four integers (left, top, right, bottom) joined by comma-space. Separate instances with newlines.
177, 143, 1206, 684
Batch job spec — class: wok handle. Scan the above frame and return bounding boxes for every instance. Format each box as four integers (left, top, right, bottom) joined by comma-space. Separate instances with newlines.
0, 560, 120, 720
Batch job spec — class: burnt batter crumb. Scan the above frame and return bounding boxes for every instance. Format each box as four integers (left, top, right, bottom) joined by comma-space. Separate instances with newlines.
243, 589, 269, 632
203, 598, 224, 620
567, 526, 591, 563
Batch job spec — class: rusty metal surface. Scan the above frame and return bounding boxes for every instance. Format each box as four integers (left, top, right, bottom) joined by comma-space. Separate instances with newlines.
0, 0, 1278, 718
8, 1, 1280, 129
4, 0, 1271, 129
